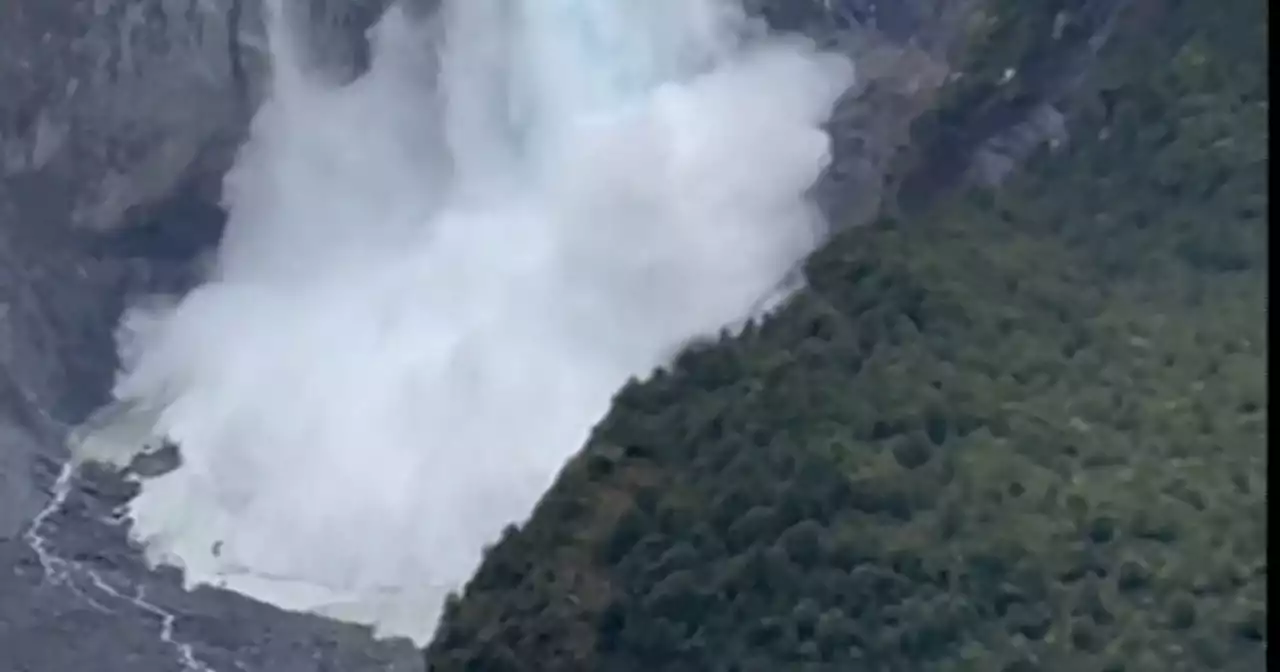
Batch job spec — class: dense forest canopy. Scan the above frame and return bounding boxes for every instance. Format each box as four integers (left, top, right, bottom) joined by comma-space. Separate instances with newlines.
424, 0, 1268, 669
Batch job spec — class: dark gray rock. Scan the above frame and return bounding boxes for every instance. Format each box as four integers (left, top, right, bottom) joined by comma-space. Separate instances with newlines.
1, 0, 250, 236
0, 459, 425, 672
893, 0, 1132, 212
0, 0, 390, 238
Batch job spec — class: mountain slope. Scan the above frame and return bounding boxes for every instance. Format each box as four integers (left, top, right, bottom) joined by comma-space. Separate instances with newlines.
423, 1, 1267, 669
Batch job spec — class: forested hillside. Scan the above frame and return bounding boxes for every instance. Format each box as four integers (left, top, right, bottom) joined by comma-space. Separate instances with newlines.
424, 0, 1268, 669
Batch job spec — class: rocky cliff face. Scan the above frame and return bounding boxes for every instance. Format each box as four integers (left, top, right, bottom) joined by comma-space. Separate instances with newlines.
0, 1, 1128, 670
2, 1, 247, 236
752, 0, 1128, 226
0, 0, 397, 239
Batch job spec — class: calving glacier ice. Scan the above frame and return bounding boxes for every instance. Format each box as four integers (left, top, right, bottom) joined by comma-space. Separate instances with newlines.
73, 0, 854, 643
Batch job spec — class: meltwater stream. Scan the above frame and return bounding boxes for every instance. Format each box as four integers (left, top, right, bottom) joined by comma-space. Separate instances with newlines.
71, 0, 853, 643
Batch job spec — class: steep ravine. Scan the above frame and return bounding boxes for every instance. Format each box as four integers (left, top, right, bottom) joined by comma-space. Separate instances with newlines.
0, 1, 1121, 670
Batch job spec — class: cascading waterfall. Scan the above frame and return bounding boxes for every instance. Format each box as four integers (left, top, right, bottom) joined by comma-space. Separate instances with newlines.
72, 0, 854, 643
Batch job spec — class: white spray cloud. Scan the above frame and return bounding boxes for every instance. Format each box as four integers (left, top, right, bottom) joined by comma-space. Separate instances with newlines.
73, 0, 854, 644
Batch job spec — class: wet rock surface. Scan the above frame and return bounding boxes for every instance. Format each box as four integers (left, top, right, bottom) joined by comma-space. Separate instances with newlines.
1, 459, 425, 672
